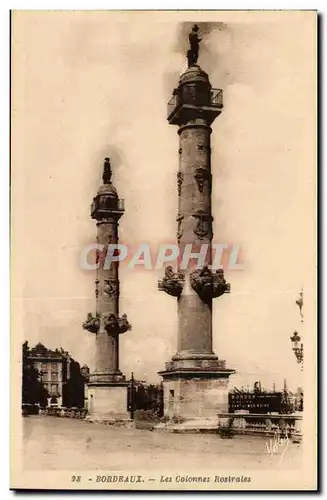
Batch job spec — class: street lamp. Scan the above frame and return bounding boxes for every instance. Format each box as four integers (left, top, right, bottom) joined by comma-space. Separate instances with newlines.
290, 330, 304, 368
296, 287, 304, 323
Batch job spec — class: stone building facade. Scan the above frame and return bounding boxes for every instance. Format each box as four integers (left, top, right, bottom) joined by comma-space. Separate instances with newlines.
28, 343, 85, 408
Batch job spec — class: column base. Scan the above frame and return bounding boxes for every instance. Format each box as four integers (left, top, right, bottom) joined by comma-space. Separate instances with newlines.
88, 370, 126, 385
161, 355, 231, 372
86, 383, 132, 425
155, 417, 219, 433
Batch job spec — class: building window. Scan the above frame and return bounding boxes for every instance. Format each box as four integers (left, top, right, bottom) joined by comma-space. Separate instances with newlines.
51, 363, 58, 371
41, 363, 47, 371
51, 372, 57, 381
50, 384, 58, 396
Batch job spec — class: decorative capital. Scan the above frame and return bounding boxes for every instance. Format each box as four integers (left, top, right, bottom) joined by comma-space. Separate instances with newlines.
103, 313, 131, 335
83, 313, 100, 334
190, 266, 230, 301
158, 266, 185, 297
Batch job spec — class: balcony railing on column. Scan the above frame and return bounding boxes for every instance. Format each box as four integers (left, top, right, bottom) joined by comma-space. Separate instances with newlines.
117, 198, 125, 211
167, 88, 223, 121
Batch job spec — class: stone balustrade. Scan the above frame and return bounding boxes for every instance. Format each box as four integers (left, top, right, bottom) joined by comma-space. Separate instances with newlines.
217, 412, 303, 439
40, 407, 88, 419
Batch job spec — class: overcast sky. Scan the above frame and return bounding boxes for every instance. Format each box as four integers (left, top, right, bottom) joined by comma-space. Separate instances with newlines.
12, 11, 316, 391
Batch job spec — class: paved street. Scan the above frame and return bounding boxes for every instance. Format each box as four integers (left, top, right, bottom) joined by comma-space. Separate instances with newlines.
23, 416, 302, 471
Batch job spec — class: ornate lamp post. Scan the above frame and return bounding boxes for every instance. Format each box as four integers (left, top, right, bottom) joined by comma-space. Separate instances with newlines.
290, 287, 304, 370
288, 287, 305, 419
290, 330, 304, 368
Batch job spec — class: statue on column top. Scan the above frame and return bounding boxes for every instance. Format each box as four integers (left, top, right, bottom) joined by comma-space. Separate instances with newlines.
103, 157, 112, 184
187, 24, 202, 67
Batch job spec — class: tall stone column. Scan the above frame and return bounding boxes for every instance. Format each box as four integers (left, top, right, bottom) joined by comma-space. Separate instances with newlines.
83, 158, 131, 423
158, 26, 235, 427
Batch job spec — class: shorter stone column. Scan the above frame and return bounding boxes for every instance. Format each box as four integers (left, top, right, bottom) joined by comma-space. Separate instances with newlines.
82, 158, 132, 424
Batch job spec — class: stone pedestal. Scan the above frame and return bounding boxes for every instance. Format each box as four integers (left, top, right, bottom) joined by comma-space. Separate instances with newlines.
157, 366, 233, 432
86, 384, 131, 424
162, 376, 229, 420
155, 376, 230, 432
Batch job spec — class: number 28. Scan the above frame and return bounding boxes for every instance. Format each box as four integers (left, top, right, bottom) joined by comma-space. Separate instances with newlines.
71, 475, 81, 482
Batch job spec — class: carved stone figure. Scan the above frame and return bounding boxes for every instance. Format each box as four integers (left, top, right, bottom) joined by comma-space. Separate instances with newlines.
194, 166, 210, 193
102, 157, 112, 184
102, 312, 131, 335
190, 266, 230, 302
95, 279, 100, 299
212, 268, 231, 297
177, 172, 184, 196
197, 143, 211, 153
103, 279, 119, 298
103, 313, 118, 333
118, 314, 132, 334
83, 313, 100, 334
193, 211, 213, 240
176, 214, 184, 243
187, 24, 202, 66
158, 266, 185, 297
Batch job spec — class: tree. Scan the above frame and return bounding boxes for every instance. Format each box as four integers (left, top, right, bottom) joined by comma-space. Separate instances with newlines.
22, 341, 49, 406
62, 359, 85, 408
